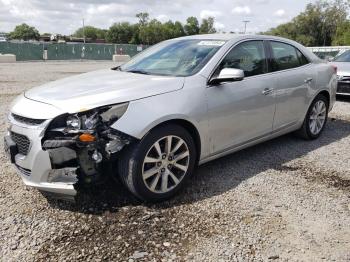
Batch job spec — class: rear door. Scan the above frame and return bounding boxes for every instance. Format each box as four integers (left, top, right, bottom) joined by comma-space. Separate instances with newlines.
267, 41, 315, 131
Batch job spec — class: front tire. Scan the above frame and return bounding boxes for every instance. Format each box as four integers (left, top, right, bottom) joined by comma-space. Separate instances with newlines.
118, 124, 197, 202
296, 94, 329, 140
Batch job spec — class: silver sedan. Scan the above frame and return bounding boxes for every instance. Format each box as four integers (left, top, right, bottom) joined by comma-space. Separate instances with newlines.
4, 34, 337, 202
330, 50, 350, 95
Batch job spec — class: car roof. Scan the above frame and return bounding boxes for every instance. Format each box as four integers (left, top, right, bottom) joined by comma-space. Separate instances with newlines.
174, 34, 321, 63
175, 34, 291, 42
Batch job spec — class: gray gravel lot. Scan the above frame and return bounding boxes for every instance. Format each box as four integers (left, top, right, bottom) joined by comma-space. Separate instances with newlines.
0, 61, 350, 262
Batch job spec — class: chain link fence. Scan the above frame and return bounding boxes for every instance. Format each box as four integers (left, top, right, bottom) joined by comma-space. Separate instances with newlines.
0, 42, 146, 61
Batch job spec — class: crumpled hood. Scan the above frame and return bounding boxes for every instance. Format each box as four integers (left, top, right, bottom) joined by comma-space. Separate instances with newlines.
25, 69, 185, 113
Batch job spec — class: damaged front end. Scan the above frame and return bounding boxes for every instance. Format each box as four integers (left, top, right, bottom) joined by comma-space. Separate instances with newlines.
41, 103, 134, 193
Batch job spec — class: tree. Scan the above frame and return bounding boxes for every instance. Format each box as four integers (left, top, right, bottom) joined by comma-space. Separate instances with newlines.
184, 17, 200, 35
136, 12, 150, 26
87, 13, 216, 45
265, 0, 349, 46
200, 17, 216, 34
138, 19, 165, 44
73, 26, 106, 40
332, 21, 350, 45
129, 24, 141, 44
161, 20, 186, 39
9, 23, 40, 41
174, 21, 185, 37
106, 22, 135, 43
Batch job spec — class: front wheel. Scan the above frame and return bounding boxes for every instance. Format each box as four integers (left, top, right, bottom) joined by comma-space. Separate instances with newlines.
296, 94, 329, 140
118, 124, 197, 202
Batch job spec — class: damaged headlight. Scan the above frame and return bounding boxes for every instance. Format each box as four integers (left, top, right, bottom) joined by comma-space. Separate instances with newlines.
99, 102, 129, 124
64, 102, 129, 131
43, 102, 133, 168
66, 115, 81, 130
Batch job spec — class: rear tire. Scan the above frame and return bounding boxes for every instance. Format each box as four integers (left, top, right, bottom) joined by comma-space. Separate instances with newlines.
296, 94, 329, 140
118, 124, 196, 202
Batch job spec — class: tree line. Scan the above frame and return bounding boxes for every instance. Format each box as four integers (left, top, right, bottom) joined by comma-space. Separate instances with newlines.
265, 0, 350, 46
8, 13, 216, 45
7, 0, 350, 47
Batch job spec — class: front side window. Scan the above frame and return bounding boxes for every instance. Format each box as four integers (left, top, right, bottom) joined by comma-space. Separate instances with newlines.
296, 49, 310, 66
270, 41, 309, 71
120, 39, 226, 77
214, 41, 267, 78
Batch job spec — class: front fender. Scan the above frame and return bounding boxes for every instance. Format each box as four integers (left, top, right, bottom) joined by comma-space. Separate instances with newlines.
110, 86, 209, 160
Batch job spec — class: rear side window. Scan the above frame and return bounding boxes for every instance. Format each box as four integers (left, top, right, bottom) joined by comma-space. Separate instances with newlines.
270, 41, 309, 71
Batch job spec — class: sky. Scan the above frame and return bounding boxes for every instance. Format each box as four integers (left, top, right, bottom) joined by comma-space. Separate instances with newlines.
0, 0, 317, 35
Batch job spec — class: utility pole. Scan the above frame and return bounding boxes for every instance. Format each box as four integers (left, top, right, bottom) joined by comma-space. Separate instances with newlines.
243, 20, 250, 34
82, 18, 86, 44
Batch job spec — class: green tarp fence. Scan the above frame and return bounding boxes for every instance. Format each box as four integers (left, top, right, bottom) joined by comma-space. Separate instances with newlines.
0, 42, 43, 60
0, 42, 146, 61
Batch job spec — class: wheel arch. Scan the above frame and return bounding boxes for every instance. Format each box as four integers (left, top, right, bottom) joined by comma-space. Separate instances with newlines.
299, 89, 331, 127
307, 89, 330, 112
144, 118, 202, 163
317, 90, 330, 106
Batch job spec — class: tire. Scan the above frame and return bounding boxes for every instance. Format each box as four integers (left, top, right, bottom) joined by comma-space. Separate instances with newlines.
296, 94, 329, 140
117, 124, 197, 202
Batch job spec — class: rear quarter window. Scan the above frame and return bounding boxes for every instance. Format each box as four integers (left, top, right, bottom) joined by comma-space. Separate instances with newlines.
270, 41, 309, 71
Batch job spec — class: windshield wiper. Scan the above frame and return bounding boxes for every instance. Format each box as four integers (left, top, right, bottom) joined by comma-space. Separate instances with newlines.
127, 70, 151, 75
111, 66, 122, 71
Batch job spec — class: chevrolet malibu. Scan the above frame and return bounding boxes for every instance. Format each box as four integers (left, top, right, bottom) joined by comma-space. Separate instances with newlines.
4, 35, 337, 202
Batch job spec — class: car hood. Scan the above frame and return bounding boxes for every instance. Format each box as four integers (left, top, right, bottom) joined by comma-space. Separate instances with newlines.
331, 62, 350, 76
24, 69, 185, 113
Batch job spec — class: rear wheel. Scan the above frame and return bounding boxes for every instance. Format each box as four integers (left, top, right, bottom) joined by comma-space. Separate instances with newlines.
296, 94, 329, 140
118, 124, 196, 202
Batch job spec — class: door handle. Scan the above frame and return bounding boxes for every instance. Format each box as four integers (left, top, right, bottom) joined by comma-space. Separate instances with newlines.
304, 78, 313, 84
262, 88, 274, 95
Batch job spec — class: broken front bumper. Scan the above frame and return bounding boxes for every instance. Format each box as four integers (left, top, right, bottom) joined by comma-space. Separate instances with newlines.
5, 96, 134, 199
5, 116, 77, 198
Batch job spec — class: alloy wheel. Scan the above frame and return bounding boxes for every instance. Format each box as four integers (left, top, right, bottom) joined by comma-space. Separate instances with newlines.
309, 100, 327, 135
142, 135, 190, 193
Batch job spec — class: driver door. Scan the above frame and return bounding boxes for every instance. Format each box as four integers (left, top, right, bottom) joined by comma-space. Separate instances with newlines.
206, 40, 276, 154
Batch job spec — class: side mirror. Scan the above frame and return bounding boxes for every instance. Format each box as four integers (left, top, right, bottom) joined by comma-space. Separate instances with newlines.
209, 68, 245, 85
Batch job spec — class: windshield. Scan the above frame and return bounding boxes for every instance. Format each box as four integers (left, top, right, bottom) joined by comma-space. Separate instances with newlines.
334, 50, 350, 62
120, 39, 226, 77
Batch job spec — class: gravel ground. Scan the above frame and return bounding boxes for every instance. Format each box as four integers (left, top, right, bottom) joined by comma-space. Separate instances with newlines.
0, 61, 350, 262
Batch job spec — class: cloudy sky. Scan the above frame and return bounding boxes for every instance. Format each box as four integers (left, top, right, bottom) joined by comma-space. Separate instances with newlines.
0, 0, 317, 34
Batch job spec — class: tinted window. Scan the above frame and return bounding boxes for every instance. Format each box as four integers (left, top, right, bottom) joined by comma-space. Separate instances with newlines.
270, 41, 307, 71
215, 41, 267, 77
296, 49, 310, 66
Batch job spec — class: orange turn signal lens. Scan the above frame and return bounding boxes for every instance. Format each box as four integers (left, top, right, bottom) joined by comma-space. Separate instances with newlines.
79, 133, 96, 142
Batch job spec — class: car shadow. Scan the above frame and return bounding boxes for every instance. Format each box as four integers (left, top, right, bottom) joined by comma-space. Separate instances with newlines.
46, 116, 350, 214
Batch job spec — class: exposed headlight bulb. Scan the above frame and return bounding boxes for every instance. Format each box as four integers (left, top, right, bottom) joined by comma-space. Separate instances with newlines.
84, 113, 99, 129
92, 150, 103, 163
66, 115, 81, 129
